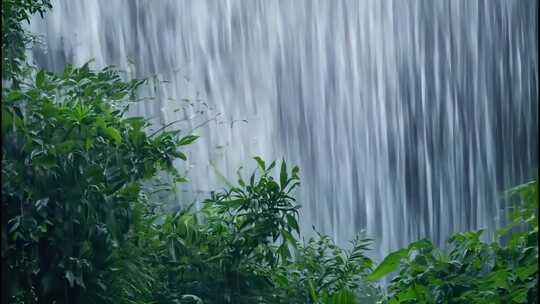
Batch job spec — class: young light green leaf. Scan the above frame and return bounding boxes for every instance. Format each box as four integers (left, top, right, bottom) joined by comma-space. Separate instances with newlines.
104, 127, 122, 144
179, 135, 199, 146
253, 156, 266, 170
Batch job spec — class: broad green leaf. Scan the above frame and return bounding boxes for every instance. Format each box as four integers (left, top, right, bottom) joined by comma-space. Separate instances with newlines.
510, 288, 528, 303
103, 127, 122, 144
6, 91, 24, 103
396, 286, 416, 302
273, 273, 288, 287
253, 156, 266, 170
487, 270, 508, 289
366, 248, 408, 281
516, 265, 538, 281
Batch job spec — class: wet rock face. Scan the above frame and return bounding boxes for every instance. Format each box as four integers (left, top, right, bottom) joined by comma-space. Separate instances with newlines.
29, 0, 538, 258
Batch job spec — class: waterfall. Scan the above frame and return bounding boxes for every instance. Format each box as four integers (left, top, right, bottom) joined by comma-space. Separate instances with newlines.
29, 0, 538, 258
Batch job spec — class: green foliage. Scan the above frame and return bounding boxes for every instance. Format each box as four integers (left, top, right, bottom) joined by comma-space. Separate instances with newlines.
1, 64, 193, 303
146, 159, 303, 303
3, 2, 538, 304
270, 232, 379, 303
1, 6, 377, 303
366, 248, 408, 282
2, 0, 52, 86
203, 158, 301, 267
370, 180, 538, 304
98, 158, 377, 304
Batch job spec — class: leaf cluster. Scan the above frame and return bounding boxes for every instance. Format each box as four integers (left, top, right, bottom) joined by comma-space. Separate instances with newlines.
368, 180, 538, 304
1, 64, 194, 303
2, 0, 52, 86
270, 232, 379, 304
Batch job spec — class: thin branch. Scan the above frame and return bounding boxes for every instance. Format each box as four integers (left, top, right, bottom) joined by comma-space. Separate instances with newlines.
188, 113, 222, 133
148, 115, 198, 137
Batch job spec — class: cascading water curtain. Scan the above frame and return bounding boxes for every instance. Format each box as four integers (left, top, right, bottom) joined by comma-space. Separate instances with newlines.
29, 0, 538, 259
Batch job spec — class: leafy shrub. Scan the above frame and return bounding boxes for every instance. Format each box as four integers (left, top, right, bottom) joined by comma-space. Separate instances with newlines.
2, 0, 52, 86
270, 232, 379, 303
2, 4, 378, 303
137, 158, 302, 303
368, 180, 538, 304
113, 158, 377, 304
1, 64, 196, 303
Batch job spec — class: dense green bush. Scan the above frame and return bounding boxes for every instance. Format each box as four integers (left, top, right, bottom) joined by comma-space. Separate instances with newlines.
136, 158, 304, 303
269, 232, 379, 303
367, 180, 538, 304
1, 63, 196, 303
110, 158, 377, 304
2, 0, 52, 86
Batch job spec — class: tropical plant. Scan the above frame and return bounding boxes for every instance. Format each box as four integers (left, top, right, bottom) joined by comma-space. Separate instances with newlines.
2, 0, 52, 87
367, 179, 538, 304
270, 231, 379, 304
144, 158, 302, 303
1, 63, 196, 303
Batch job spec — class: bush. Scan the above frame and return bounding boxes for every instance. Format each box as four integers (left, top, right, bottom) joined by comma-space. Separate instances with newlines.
130, 158, 303, 303
2, 0, 52, 86
367, 180, 538, 304
1, 64, 196, 303
270, 232, 379, 303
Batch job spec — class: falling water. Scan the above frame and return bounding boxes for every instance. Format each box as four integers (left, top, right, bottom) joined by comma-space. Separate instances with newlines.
29, 0, 538, 258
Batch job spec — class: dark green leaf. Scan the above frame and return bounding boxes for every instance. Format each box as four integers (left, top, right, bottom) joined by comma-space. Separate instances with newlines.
280, 159, 287, 189
366, 248, 408, 281
36, 69, 45, 87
